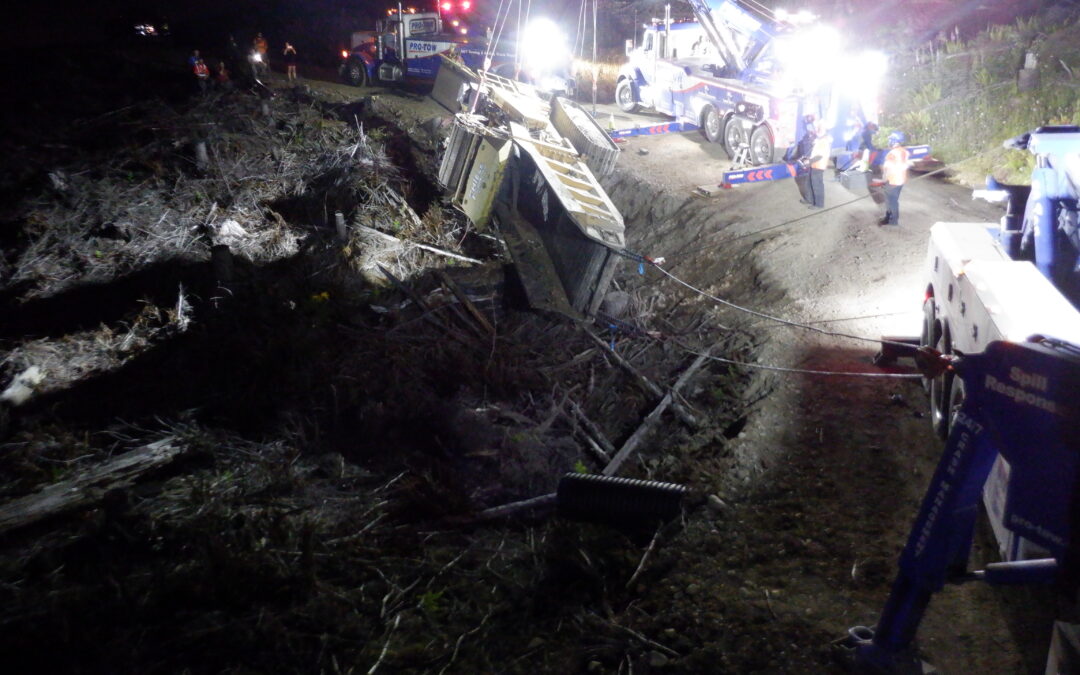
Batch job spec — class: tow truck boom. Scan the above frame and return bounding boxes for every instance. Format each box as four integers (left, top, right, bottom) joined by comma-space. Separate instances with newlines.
684, 0, 750, 73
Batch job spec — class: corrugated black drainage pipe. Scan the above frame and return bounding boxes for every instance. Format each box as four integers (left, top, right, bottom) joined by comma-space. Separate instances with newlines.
557, 473, 687, 526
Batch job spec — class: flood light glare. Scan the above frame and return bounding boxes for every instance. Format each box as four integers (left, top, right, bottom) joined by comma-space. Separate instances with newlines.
520, 18, 569, 73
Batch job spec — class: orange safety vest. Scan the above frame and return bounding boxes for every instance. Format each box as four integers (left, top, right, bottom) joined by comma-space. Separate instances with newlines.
194, 62, 209, 79
884, 146, 910, 186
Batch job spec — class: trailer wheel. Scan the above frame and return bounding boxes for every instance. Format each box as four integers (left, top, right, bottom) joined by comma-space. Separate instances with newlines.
344, 59, 367, 87
749, 126, 774, 165
929, 322, 953, 439
616, 79, 638, 113
723, 117, 748, 160
702, 105, 722, 143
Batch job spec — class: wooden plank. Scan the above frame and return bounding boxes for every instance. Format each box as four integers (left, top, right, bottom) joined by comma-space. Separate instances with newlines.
0, 438, 182, 535
583, 330, 698, 428
436, 269, 496, 336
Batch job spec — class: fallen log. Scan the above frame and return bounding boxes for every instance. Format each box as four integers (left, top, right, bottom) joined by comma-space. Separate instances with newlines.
0, 437, 183, 535
472, 493, 558, 521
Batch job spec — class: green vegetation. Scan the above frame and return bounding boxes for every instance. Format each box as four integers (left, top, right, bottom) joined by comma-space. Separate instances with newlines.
884, 4, 1080, 186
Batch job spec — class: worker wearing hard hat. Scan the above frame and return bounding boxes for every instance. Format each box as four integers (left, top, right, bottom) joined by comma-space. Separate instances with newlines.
880, 131, 911, 226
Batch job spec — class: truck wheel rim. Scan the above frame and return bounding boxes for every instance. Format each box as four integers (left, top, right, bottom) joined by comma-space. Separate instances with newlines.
706, 110, 719, 137
751, 131, 771, 164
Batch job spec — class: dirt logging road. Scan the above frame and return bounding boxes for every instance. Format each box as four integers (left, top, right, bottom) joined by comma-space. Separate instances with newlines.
0, 55, 1050, 675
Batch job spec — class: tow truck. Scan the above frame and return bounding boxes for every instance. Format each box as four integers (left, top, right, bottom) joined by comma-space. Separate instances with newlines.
614, 0, 881, 168
339, 3, 573, 97
857, 126, 1080, 670
340, 3, 507, 87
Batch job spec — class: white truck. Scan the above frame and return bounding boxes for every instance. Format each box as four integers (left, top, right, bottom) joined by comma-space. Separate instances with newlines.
919, 126, 1080, 560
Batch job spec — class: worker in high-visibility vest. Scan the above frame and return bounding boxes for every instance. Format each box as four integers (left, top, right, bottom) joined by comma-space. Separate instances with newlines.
193, 58, 210, 93
807, 130, 833, 209
880, 131, 911, 226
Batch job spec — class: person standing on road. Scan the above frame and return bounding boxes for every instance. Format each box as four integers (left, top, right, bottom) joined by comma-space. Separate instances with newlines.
807, 130, 833, 209
857, 121, 879, 171
253, 32, 269, 71
283, 42, 298, 82
791, 114, 816, 205
880, 130, 911, 226
193, 57, 210, 93
215, 61, 231, 89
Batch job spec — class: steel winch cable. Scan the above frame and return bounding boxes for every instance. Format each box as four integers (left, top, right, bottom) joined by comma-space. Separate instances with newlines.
721, 155, 979, 245
596, 308, 924, 380
608, 243, 933, 374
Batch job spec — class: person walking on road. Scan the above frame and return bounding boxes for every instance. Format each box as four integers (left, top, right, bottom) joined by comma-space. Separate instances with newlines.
880, 130, 912, 226
791, 115, 816, 205
807, 130, 833, 209
283, 42, 298, 82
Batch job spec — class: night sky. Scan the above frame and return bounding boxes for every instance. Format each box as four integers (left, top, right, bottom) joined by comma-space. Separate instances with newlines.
0, 1, 1057, 57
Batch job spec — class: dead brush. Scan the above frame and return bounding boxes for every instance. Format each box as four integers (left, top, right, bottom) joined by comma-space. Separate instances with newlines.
0, 287, 192, 402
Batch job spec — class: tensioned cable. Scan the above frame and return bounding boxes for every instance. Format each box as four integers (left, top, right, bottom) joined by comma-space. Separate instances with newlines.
597, 312, 924, 379
684, 348, 922, 378
650, 263, 915, 349
721, 156, 971, 244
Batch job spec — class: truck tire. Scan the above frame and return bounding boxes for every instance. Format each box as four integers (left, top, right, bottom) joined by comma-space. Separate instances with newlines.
749, 125, 774, 165
344, 59, 367, 87
702, 105, 722, 143
616, 79, 638, 113
920, 296, 938, 393
929, 322, 953, 439
723, 117, 747, 160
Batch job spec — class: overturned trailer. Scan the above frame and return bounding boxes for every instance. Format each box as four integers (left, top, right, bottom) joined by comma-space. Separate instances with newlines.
435, 59, 624, 318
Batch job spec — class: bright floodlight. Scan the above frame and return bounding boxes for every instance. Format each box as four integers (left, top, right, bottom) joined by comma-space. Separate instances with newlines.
462, 1, 471, 8
441, 2, 452, 10
774, 23, 843, 93
835, 50, 888, 124
520, 18, 569, 74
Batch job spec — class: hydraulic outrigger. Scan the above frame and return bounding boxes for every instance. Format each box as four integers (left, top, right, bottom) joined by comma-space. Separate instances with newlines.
837, 337, 1080, 672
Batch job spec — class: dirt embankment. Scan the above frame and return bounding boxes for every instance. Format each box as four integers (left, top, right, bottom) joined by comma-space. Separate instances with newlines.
0, 49, 1055, 674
